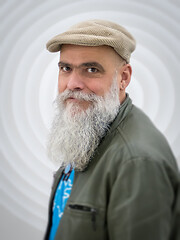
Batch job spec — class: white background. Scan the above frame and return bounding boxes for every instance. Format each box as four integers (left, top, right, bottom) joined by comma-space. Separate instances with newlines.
0, 0, 180, 239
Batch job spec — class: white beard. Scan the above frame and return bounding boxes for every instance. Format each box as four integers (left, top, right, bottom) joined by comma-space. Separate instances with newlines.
47, 75, 120, 171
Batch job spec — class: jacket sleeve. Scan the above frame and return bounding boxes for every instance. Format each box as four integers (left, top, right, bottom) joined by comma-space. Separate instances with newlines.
107, 157, 176, 240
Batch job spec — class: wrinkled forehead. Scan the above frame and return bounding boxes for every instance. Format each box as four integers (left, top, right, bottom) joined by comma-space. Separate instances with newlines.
59, 44, 124, 65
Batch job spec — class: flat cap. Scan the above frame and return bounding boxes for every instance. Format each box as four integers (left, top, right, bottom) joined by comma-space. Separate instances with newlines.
46, 19, 136, 63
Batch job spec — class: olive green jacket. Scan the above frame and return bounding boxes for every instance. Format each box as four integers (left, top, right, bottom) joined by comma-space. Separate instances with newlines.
44, 95, 180, 240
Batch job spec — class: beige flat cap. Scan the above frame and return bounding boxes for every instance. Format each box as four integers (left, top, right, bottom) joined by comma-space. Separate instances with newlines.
46, 19, 136, 63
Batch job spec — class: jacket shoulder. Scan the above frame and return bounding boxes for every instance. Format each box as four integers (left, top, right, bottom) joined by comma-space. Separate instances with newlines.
109, 104, 177, 170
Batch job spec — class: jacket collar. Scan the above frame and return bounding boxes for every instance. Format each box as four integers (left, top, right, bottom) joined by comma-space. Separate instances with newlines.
109, 93, 132, 133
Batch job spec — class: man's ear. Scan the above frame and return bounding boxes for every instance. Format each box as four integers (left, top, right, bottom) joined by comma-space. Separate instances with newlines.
119, 64, 132, 90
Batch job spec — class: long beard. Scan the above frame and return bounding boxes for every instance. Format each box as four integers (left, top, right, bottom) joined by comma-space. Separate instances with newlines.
47, 76, 120, 171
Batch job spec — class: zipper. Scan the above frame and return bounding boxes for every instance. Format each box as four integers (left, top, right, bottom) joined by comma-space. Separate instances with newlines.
68, 204, 97, 231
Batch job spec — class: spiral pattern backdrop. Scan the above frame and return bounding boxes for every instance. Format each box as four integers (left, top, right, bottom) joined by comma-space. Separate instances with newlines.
0, 0, 180, 239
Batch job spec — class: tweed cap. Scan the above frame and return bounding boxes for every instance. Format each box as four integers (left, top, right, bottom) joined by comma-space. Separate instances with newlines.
46, 19, 136, 63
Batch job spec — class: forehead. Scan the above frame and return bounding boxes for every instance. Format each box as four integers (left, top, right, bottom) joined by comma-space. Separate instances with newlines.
60, 44, 119, 65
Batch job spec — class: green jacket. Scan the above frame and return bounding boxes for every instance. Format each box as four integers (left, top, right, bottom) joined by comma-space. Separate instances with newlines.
44, 95, 180, 240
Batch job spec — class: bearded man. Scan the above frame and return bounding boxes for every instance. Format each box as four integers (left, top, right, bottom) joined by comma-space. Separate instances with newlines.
44, 19, 180, 240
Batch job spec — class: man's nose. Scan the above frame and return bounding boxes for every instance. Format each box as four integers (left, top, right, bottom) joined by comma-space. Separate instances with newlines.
67, 70, 85, 91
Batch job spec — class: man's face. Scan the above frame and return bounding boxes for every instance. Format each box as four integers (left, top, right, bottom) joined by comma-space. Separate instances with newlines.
58, 45, 121, 110
48, 45, 131, 169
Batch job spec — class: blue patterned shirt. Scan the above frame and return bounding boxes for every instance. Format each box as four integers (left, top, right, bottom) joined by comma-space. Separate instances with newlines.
49, 166, 74, 240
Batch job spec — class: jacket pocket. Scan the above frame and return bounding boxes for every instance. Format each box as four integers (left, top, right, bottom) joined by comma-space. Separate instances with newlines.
68, 204, 97, 231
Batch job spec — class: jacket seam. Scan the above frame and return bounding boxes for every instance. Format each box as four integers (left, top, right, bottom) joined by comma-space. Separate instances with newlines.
118, 155, 168, 170
116, 126, 134, 157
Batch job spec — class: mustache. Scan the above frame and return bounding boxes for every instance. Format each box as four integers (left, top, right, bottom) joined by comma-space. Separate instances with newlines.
57, 89, 102, 102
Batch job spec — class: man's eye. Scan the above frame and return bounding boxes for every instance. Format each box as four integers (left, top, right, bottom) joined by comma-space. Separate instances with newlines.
87, 68, 98, 73
60, 66, 71, 72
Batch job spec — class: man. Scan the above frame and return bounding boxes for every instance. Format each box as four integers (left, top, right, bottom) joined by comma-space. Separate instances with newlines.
44, 19, 180, 240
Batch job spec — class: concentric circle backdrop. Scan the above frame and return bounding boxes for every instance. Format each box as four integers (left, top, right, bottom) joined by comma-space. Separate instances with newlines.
0, 0, 180, 239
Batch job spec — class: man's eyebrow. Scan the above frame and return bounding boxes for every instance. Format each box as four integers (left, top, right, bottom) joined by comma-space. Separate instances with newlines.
58, 61, 71, 67
58, 61, 105, 72
81, 62, 105, 72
